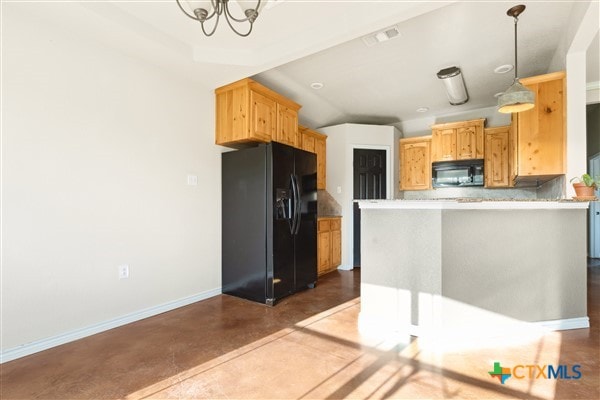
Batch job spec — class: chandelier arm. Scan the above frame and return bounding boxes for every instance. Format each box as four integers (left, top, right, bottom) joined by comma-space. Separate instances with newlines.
224, 0, 261, 23
175, 0, 200, 20
202, 0, 221, 21
223, 10, 253, 37
201, 12, 221, 36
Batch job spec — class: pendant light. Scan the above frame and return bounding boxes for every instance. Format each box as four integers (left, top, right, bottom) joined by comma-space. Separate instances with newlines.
498, 4, 535, 113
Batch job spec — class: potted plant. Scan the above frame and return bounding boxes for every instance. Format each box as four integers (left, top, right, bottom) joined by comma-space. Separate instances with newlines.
570, 174, 599, 198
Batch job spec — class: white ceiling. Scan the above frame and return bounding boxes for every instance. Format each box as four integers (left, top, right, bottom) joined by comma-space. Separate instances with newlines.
253, 1, 581, 128
7, 0, 598, 130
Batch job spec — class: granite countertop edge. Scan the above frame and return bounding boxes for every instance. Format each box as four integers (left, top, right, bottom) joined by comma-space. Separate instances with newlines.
357, 199, 591, 210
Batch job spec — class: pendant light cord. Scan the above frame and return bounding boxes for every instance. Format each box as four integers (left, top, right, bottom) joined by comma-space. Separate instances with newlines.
513, 15, 519, 81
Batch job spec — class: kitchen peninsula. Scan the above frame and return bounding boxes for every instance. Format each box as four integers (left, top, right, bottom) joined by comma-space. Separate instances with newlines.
358, 199, 590, 340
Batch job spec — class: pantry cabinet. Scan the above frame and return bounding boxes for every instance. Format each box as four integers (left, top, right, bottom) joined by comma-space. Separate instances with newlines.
484, 126, 511, 188
215, 78, 301, 147
510, 71, 566, 184
431, 119, 485, 162
317, 217, 341, 276
400, 136, 432, 191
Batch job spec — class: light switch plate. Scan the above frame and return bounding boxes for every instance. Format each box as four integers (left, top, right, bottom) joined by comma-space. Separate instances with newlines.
187, 174, 198, 186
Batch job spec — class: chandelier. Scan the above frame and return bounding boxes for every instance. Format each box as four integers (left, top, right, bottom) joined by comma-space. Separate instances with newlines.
497, 4, 535, 113
176, 0, 262, 37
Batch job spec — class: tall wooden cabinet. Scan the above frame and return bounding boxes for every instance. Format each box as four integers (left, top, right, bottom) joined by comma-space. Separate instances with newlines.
317, 217, 341, 276
484, 126, 511, 188
431, 119, 485, 162
510, 71, 566, 184
215, 78, 301, 147
400, 136, 432, 190
299, 125, 327, 190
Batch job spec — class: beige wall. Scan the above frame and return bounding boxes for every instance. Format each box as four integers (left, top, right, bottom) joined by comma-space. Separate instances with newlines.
2, 6, 223, 354
360, 207, 588, 336
442, 210, 587, 322
319, 124, 401, 269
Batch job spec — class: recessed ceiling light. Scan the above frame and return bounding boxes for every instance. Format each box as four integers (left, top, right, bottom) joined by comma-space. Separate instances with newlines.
493, 92, 504, 98
310, 82, 324, 90
416, 107, 429, 113
494, 64, 514, 74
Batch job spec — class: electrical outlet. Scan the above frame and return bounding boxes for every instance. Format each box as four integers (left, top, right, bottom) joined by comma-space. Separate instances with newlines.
337, 186, 342, 194
118, 264, 129, 280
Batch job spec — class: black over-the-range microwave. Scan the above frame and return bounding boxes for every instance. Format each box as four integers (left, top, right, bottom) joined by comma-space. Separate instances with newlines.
432, 159, 484, 188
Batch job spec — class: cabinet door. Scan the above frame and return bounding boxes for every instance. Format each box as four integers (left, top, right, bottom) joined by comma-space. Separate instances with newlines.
315, 137, 327, 190
216, 88, 249, 145
331, 226, 341, 268
250, 90, 276, 142
276, 105, 298, 147
317, 230, 331, 275
516, 76, 565, 176
400, 139, 431, 190
484, 127, 511, 187
456, 126, 478, 160
431, 129, 457, 161
301, 133, 316, 153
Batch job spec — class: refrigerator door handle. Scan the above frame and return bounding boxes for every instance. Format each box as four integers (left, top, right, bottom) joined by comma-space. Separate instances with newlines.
293, 174, 302, 235
290, 174, 298, 234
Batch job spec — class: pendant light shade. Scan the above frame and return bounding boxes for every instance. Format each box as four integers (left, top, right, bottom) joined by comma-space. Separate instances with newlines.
498, 5, 535, 114
498, 80, 535, 113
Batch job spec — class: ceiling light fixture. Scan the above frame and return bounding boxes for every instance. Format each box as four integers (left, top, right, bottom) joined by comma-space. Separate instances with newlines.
310, 82, 324, 90
498, 4, 535, 113
437, 66, 469, 105
176, 0, 262, 37
494, 64, 514, 74
416, 107, 429, 113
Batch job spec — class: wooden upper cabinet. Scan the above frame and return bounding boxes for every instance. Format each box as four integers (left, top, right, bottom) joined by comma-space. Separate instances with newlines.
275, 104, 298, 147
249, 90, 276, 142
431, 129, 456, 161
431, 119, 485, 162
400, 136, 431, 191
484, 126, 511, 188
300, 125, 327, 190
511, 71, 566, 180
215, 78, 301, 147
298, 125, 316, 153
314, 134, 327, 190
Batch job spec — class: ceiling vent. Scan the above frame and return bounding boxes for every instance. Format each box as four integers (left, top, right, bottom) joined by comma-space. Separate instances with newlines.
362, 25, 401, 47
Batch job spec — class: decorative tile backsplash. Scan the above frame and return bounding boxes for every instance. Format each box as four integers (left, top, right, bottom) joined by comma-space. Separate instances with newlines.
317, 190, 342, 216
399, 176, 566, 200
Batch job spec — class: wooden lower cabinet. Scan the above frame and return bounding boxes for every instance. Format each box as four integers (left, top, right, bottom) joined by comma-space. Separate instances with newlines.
317, 217, 341, 276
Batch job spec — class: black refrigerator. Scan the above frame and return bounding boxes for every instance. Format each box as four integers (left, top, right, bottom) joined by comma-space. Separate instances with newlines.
222, 142, 318, 305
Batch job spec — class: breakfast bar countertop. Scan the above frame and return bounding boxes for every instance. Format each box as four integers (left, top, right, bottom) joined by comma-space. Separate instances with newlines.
358, 198, 591, 210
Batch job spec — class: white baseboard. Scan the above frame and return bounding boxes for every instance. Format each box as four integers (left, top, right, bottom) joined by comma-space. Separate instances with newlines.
1, 287, 222, 364
534, 316, 590, 330
337, 264, 353, 271
358, 312, 591, 342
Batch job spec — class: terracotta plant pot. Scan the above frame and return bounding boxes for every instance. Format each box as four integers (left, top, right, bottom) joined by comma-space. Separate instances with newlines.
572, 183, 596, 197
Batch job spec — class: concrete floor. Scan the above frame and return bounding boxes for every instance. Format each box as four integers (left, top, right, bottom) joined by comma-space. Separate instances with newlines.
1, 266, 599, 399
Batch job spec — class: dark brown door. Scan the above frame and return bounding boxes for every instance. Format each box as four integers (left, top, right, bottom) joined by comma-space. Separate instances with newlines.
353, 149, 387, 267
